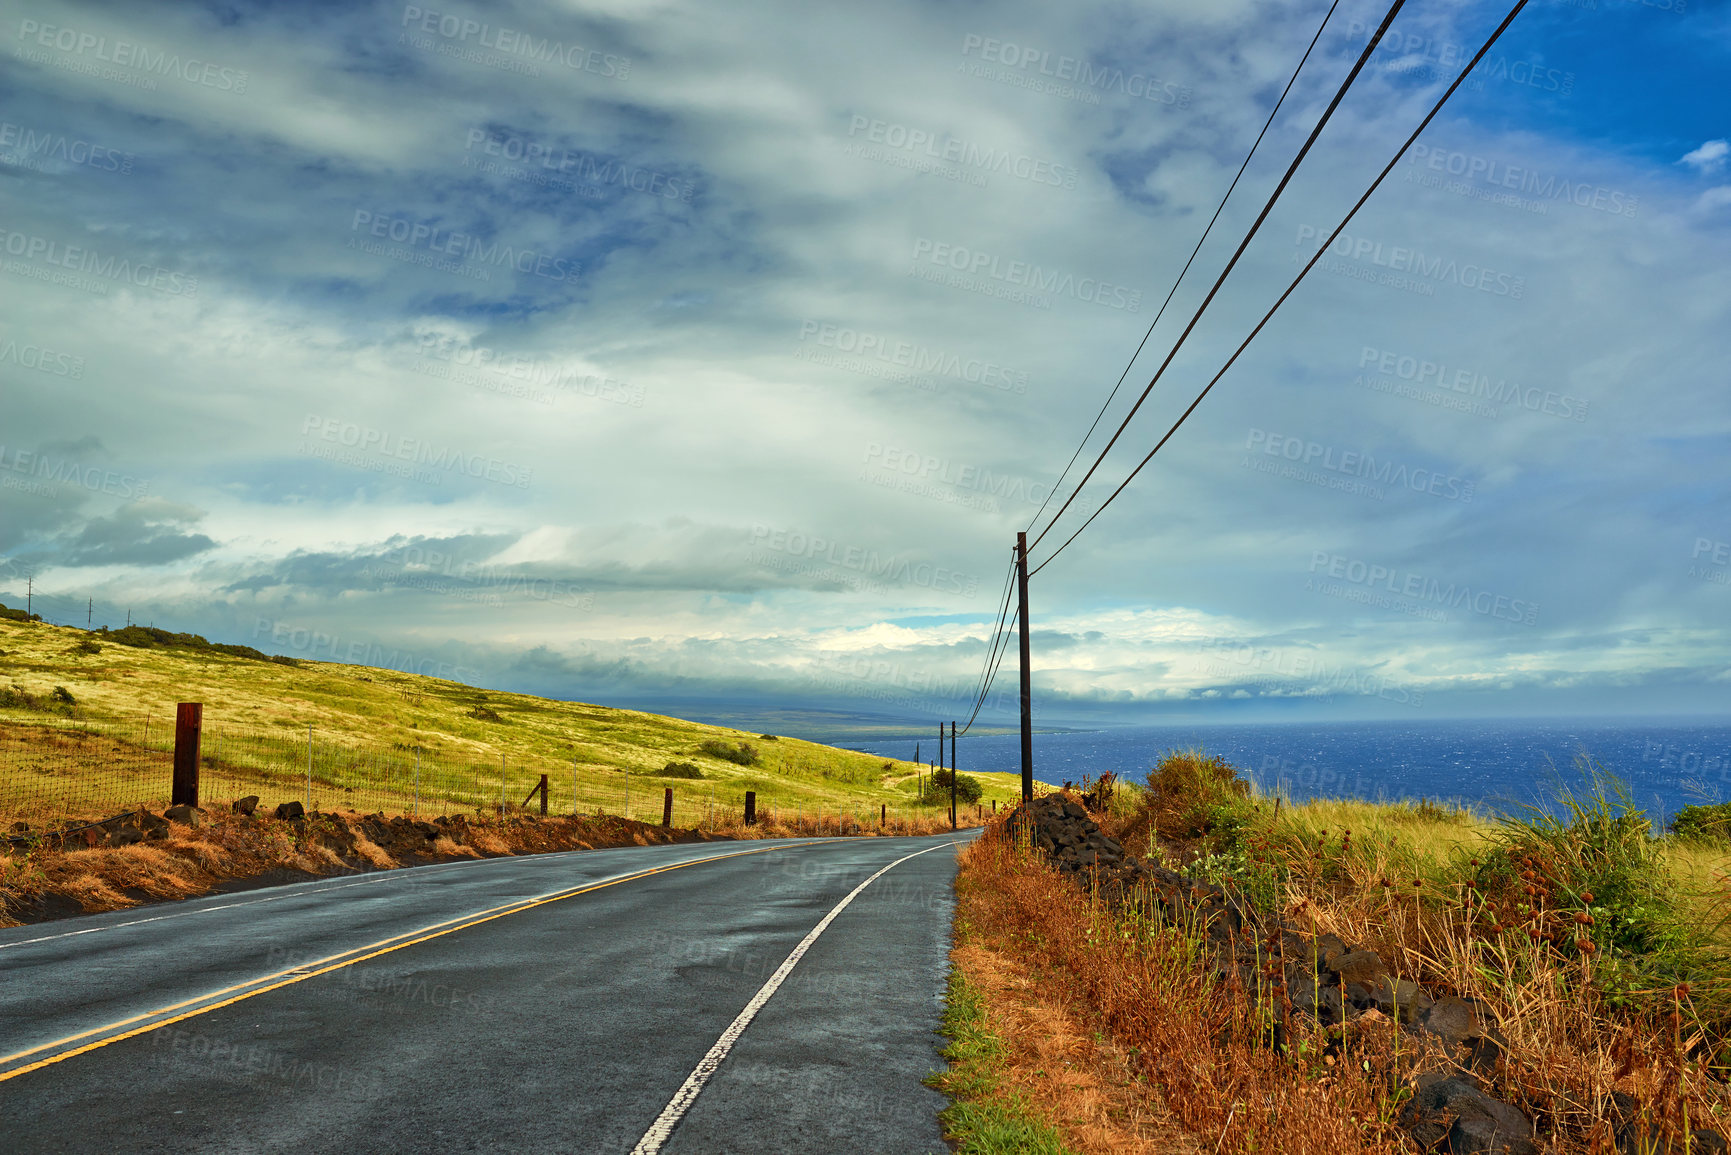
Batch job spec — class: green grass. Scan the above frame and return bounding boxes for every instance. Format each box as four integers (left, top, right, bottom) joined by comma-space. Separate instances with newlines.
927, 967, 1076, 1155
0, 614, 1023, 822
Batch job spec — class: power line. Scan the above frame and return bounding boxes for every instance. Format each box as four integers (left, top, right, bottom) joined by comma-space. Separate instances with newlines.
1026, 0, 1345, 543
957, 552, 1019, 734
957, 553, 1018, 731
960, 604, 1019, 736
1027, 0, 1409, 557
1031, 0, 1532, 578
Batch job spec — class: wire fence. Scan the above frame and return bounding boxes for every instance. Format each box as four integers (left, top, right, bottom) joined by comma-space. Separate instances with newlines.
0, 715, 961, 834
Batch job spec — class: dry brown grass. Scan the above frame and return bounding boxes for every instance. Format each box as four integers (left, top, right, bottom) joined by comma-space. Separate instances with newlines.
958, 826, 1408, 1155
0, 803, 953, 926
950, 939, 1197, 1155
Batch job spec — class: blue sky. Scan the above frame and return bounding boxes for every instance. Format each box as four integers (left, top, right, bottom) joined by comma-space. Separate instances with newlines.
1, 0, 1727, 730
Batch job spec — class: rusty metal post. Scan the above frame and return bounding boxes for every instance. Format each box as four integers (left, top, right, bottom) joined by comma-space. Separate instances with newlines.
538, 773, 548, 816
171, 703, 202, 807
880, 802, 885, 829
662, 786, 673, 828
744, 790, 756, 825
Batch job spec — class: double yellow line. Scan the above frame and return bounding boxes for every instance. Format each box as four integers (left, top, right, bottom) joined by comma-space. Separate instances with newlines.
0, 841, 825, 1084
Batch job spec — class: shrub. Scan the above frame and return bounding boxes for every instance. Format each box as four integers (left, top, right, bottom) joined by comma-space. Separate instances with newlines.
0, 683, 72, 715
1474, 762, 1692, 979
100, 624, 297, 665
698, 740, 760, 767
1142, 748, 1255, 848
926, 768, 982, 805
758, 734, 780, 741
0, 603, 40, 623
67, 638, 102, 656
1671, 802, 1731, 844
466, 702, 502, 722
658, 761, 704, 779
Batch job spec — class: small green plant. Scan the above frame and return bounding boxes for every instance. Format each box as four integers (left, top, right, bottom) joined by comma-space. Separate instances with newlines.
51, 686, 75, 705
67, 638, 102, 656
466, 701, 502, 722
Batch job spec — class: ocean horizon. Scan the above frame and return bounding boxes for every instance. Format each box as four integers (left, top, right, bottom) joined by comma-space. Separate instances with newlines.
832, 716, 1731, 824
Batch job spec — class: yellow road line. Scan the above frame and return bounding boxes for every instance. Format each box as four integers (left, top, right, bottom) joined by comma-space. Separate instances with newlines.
0, 840, 833, 1084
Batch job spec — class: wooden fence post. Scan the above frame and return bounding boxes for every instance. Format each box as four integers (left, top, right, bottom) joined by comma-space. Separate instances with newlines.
172, 703, 202, 807
662, 787, 673, 828
744, 791, 756, 825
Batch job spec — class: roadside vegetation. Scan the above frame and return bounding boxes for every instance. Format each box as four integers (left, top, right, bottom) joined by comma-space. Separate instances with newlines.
947, 751, 1731, 1154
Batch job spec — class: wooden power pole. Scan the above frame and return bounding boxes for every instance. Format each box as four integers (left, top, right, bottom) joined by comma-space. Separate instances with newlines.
1016, 532, 1033, 804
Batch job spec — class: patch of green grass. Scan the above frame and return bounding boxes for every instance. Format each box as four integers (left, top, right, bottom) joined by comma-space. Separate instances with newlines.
927, 967, 1076, 1155
0, 615, 1024, 821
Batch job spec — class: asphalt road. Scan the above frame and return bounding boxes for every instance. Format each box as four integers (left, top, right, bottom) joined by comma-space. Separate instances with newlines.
0, 832, 972, 1153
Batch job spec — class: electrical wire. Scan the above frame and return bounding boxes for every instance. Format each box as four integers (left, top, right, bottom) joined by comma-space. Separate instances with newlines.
1027, 0, 1410, 556
1030, 0, 1532, 578
1026, 0, 1345, 543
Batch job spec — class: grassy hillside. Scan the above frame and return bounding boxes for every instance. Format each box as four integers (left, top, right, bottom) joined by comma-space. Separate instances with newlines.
0, 613, 1021, 823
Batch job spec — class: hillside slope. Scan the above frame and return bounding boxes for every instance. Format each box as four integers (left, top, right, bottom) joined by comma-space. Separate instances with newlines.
0, 613, 1019, 821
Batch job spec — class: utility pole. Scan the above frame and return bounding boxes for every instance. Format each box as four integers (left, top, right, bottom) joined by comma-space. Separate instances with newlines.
1016, 532, 1033, 804
26, 576, 32, 618
948, 720, 957, 831
87, 598, 92, 628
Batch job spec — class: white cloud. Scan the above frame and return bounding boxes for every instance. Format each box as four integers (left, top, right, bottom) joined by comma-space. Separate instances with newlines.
1681, 139, 1729, 174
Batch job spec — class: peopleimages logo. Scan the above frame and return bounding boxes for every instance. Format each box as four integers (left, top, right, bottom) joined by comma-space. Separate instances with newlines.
1308, 552, 1539, 626
1406, 144, 1638, 219
1295, 224, 1525, 299
348, 210, 573, 282
1245, 429, 1475, 503
0, 120, 133, 175
300, 415, 533, 488
845, 116, 1078, 189
911, 238, 1141, 312
0, 333, 84, 378
958, 34, 1190, 108
15, 19, 250, 93
748, 526, 979, 597
400, 6, 630, 79
462, 130, 691, 201
797, 321, 1027, 394
1357, 346, 1588, 422
0, 227, 198, 297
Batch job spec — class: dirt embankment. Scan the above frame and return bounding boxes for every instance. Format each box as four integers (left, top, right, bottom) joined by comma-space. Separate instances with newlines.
0, 803, 724, 927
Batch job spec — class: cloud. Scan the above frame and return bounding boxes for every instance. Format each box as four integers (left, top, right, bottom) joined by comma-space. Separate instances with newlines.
1680, 139, 1729, 175
54, 499, 216, 568
1, 0, 1727, 723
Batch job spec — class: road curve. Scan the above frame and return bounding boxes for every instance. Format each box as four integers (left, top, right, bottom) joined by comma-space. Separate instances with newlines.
0, 832, 972, 1153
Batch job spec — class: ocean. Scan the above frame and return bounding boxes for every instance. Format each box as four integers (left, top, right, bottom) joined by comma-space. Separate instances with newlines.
837, 717, 1731, 825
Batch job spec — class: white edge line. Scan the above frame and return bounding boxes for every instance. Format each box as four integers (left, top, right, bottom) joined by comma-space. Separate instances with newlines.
630, 839, 958, 1155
